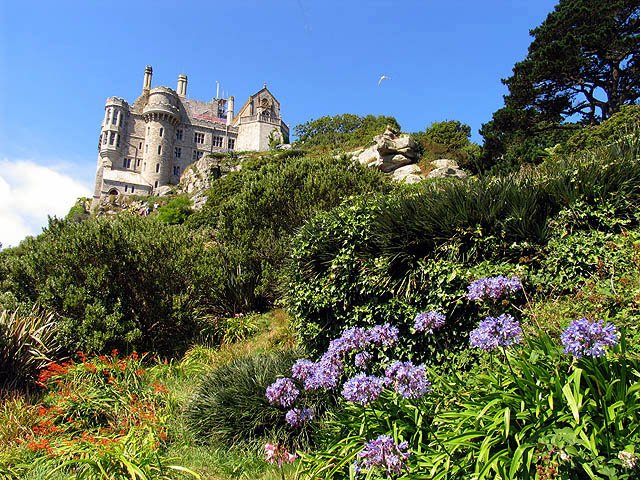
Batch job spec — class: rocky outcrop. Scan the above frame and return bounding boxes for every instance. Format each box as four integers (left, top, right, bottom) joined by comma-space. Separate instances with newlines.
392, 164, 422, 184
177, 155, 240, 210
426, 159, 468, 180
350, 126, 420, 181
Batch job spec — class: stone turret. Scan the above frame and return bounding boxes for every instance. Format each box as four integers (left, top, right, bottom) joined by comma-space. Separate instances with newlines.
141, 87, 180, 189
226, 96, 234, 126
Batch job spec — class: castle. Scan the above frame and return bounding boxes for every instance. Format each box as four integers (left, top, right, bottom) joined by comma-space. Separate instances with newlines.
92, 66, 288, 206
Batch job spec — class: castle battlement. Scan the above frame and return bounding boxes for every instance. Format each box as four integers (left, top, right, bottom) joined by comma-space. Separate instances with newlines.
92, 66, 288, 207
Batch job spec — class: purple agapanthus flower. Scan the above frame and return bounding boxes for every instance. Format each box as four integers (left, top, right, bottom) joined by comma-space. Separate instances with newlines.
469, 313, 522, 351
354, 351, 373, 369
265, 378, 299, 408
285, 407, 315, 428
367, 323, 399, 347
342, 374, 386, 405
302, 355, 344, 391
353, 435, 410, 476
561, 318, 619, 358
291, 359, 315, 381
413, 311, 446, 333
385, 361, 431, 399
327, 327, 370, 358
467, 275, 523, 301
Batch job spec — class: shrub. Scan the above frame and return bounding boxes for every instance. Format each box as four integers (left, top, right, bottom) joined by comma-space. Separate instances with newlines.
0, 215, 249, 356
156, 196, 193, 224
185, 350, 323, 450
293, 114, 400, 151
187, 154, 391, 307
0, 308, 58, 390
285, 136, 640, 361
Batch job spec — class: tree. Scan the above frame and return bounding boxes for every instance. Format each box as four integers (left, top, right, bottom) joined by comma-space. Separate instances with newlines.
482, 0, 640, 168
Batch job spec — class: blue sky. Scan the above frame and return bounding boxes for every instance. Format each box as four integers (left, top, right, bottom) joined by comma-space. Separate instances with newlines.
0, 0, 559, 246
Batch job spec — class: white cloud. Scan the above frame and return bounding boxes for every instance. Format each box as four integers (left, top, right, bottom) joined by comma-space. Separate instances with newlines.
0, 159, 91, 248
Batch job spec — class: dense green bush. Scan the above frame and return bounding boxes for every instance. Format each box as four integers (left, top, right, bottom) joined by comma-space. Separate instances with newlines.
0, 215, 252, 357
413, 120, 482, 172
185, 350, 324, 450
285, 136, 640, 361
187, 154, 391, 306
565, 106, 640, 152
156, 196, 193, 224
293, 114, 400, 151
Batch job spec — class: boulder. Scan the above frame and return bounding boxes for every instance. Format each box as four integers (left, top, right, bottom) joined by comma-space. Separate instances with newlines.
353, 129, 420, 175
427, 166, 468, 180
392, 164, 422, 183
431, 158, 459, 169
380, 154, 412, 172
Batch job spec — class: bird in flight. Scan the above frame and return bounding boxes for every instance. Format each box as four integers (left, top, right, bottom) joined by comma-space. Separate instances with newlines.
378, 75, 390, 86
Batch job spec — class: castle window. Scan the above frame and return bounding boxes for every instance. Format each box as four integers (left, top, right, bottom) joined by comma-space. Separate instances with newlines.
106, 109, 111, 125
116, 135, 120, 147
176, 129, 183, 141
173, 166, 181, 176
228, 138, 235, 150
139, 142, 143, 149
102, 134, 107, 145
145, 144, 148, 153
147, 126, 150, 135
213, 136, 223, 148
131, 185, 135, 193
175, 147, 181, 159
112, 111, 118, 125
192, 150, 203, 161
124, 185, 128, 193
119, 115, 123, 127
109, 132, 115, 145
137, 159, 141, 167
157, 145, 162, 155
159, 127, 163, 137
194, 132, 205, 144
154, 181, 158, 188
122, 158, 132, 169
155, 163, 160, 173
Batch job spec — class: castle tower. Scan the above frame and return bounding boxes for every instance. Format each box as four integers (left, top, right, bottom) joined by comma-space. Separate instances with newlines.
141, 87, 180, 190
92, 97, 129, 202
143, 65, 153, 92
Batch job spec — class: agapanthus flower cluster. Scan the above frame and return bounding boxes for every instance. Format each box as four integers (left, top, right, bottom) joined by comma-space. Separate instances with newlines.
291, 359, 315, 382
265, 378, 299, 408
561, 318, 619, 358
467, 275, 522, 301
285, 407, 315, 428
367, 323, 399, 347
353, 435, 410, 476
469, 313, 522, 351
264, 442, 298, 467
413, 311, 446, 333
354, 351, 373, 369
384, 361, 431, 399
342, 374, 386, 405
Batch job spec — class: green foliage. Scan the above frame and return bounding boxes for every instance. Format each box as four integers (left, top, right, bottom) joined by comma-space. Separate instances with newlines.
481, 0, 640, 171
65, 198, 91, 223
294, 114, 400, 151
413, 120, 481, 172
565, 106, 640, 152
187, 154, 391, 307
156, 196, 193, 225
185, 350, 319, 450
285, 136, 640, 360
0, 215, 251, 356
0, 307, 59, 390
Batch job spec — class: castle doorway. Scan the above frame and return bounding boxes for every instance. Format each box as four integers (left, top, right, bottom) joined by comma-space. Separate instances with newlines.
108, 188, 119, 196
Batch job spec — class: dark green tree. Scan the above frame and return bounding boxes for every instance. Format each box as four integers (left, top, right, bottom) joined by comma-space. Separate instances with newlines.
482, 0, 640, 169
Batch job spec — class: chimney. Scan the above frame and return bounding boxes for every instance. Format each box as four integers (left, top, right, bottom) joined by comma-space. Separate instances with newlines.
143, 65, 153, 92
226, 96, 234, 126
177, 74, 187, 96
